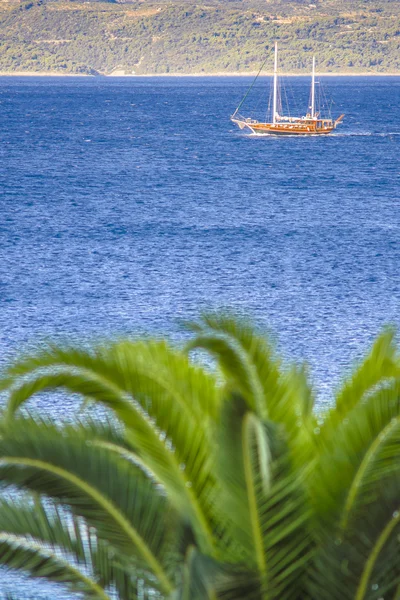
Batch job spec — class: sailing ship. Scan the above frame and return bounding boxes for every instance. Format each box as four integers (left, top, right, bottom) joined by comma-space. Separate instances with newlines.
231, 43, 344, 135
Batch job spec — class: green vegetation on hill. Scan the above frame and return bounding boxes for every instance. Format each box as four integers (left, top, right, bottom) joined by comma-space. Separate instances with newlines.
0, 0, 399, 74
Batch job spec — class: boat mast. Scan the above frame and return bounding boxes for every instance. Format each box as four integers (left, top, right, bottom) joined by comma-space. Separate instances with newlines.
273, 42, 278, 124
311, 56, 315, 118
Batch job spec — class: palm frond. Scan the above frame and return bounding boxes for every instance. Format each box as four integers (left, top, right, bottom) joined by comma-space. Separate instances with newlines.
354, 507, 400, 600
187, 314, 316, 470
0, 496, 86, 561
0, 418, 175, 596
311, 379, 400, 529
176, 546, 262, 600
186, 315, 278, 418
321, 328, 400, 438
2, 342, 219, 556
309, 380, 400, 599
310, 485, 400, 600
0, 532, 111, 600
215, 395, 312, 599
2, 317, 400, 600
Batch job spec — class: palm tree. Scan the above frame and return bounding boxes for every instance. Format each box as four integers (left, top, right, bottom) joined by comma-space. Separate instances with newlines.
0, 316, 400, 599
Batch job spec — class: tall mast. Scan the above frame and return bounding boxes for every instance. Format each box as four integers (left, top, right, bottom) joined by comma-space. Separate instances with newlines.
311, 56, 315, 118
273, 42, 278, 124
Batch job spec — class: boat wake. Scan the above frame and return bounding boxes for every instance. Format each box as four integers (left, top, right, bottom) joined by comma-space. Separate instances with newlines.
239, 131, 400, 139
330, 132, 400, 138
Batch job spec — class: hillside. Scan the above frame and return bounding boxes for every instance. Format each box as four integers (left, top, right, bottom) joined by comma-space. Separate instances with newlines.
0, 0, 399, 74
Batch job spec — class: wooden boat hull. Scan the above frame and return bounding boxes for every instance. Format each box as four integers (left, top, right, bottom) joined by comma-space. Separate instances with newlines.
232, 115, 344, 136
251, 125, 333, 135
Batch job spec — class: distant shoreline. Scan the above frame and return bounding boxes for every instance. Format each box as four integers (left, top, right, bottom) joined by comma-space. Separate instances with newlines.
0, 72, 90, 77
1, 71, 400, 78
116, 71, 400, 78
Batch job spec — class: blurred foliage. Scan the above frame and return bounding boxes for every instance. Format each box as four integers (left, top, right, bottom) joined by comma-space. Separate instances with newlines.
0, 0, 399, 74
1, 316, 400, 598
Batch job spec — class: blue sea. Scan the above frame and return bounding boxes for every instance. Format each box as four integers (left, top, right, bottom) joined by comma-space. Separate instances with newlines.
0, 75, 399, 598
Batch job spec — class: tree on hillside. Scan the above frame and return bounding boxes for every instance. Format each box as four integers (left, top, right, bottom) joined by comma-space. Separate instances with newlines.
0, 316, 400, 598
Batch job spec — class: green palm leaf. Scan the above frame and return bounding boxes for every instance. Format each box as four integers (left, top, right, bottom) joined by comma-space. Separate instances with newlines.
187, 314, 316, 472
311, 379, 400, 528
2, 317, 400, 599
320, 328, 400, 439
0, 417, 175, 595
0, 496, 155, 600
187, 314, 314, 420
0, 532, 111, 600
186, 315, 281, 418
2, 341, 220, 556
215, 395, 312, 599
176, 546, 262, 600
309, 382, 400, 599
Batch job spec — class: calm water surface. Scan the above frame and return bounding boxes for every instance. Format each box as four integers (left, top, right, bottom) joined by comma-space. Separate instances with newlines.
0, 75, 399, 597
